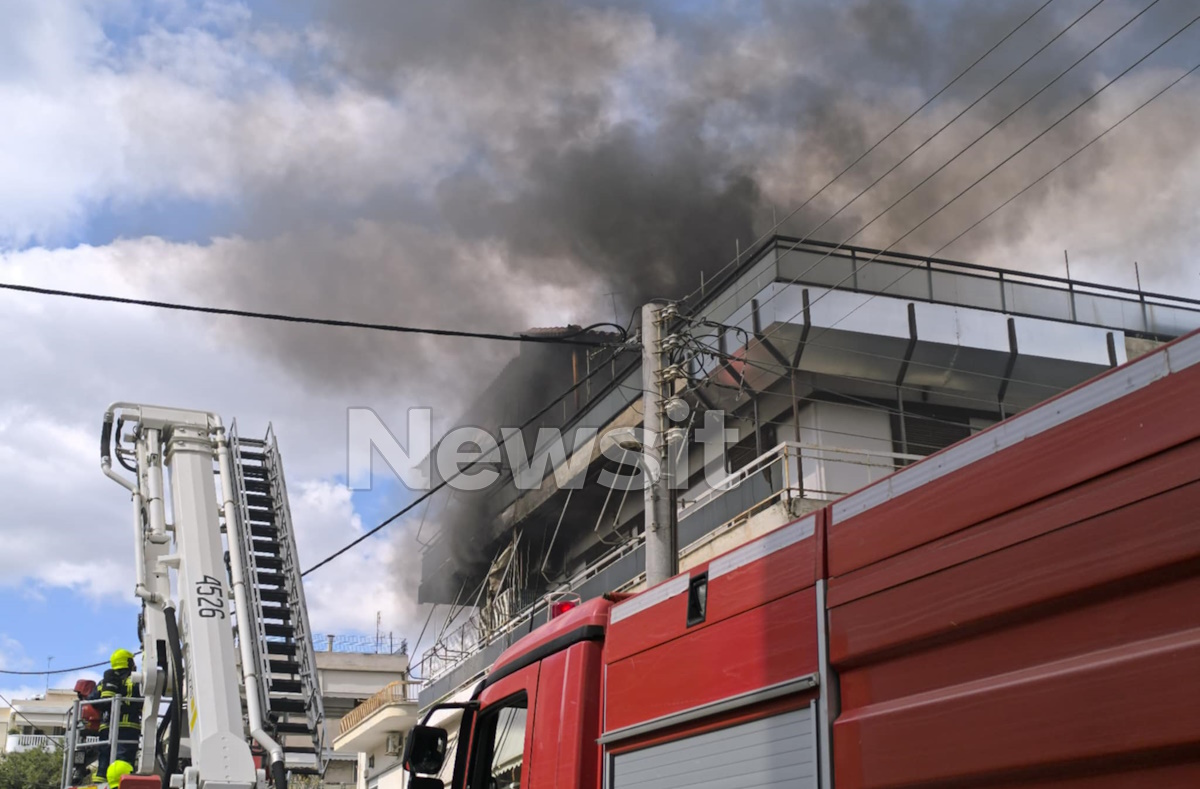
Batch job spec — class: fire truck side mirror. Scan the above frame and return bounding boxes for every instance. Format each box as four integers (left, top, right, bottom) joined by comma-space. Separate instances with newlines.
404, 724, 449, 775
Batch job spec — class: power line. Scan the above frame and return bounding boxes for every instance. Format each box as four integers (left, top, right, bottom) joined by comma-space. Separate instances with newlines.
933, 61, 1200, 258
0, 658, 111, 676
685, 321, 1066, 394
725, 0, 1166, 335
752, 2, 1198, 360
301, 348, 625, 577
0, 281, 628, 348
675, 0, 1060, 309
0, 687, 54, 739
695, 0, 1109, 323
695, 342, 1036, 421
809, 57, 1200, 344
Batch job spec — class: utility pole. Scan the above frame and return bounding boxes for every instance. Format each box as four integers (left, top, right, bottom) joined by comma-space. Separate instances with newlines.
642, 302, 677, 586
46, 656, 53, 695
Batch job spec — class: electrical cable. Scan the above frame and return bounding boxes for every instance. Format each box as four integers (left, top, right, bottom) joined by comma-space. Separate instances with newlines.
755, 7, 1200, 357
0, 656, 132, 675
785, 55, 1200, 354
300, 349, 626, 576
685, 329, 1028, 422
694, 0, 1112, 323
711, 0, 1170, 339
699, 353, 1021, 425
931, 60, 1200, 259
684, 318, 1066, 394
674, 0, 1061, 309
688, 398, 960, 455
0, 687, 55, 738
0, 281, 628, 348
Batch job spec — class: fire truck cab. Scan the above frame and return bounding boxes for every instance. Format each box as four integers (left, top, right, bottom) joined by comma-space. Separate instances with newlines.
409, 509, 825, 789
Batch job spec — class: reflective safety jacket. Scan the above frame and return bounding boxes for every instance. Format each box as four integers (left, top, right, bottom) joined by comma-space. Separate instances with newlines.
98, 668, 142, 730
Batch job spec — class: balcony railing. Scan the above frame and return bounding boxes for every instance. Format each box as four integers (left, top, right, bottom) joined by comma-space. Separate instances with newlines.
678, 440, 921, 524
415, 441, 918, 686
338, 681, 420, 737
767, 237, 1200, 339
8, 733, 64, 751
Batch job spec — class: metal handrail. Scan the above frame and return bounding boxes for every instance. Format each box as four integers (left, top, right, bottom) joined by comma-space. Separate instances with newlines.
765, 236, 1200, 308
337, 681, 420, 736
264, 425, 327, 764
678, 441, 921, 517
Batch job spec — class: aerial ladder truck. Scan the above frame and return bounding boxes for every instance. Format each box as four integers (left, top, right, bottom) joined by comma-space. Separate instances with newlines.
61, 404, 325, 789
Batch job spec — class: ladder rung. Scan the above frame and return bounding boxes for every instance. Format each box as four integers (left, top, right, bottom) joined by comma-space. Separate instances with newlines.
250, 524, 278, 539
257, 572, 286, 587
243, 479, 271, 494
284, 745, 316, 754
270, 679, 303, 694
255, 556, 283, 571
272, 721, 311, 734
259, 589, 289, 604
267, 641, 296, 656
269, 698, 308, 714
245, 494, 275, 509
239, 451, 267, 462
264, 624, 294, 638
269, 659, 300, 674
252, 539, 280, 554
259, 604, 291, 621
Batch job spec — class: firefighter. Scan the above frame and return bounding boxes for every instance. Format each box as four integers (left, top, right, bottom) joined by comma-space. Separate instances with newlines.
96, 648, 141, 781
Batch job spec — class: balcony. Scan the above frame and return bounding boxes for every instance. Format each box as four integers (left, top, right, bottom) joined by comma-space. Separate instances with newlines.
332, 681, 420, 755
5, 733, 64, 752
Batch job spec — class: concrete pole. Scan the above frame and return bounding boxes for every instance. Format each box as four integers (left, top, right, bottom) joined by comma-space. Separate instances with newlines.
642, 302, 677, 585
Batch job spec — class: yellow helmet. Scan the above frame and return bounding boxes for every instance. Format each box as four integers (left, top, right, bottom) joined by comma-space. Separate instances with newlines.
106, 759, 134, 785
110, 648, 135, 671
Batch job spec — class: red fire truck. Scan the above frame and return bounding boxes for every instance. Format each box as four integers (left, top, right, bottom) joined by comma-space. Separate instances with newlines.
405, 330, 1200, 789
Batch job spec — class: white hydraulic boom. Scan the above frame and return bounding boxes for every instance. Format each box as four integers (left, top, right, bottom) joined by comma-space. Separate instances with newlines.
77, 403, 324, 789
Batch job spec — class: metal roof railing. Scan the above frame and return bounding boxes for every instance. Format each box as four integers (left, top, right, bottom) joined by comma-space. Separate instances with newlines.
758, 237, 1200, 339
313, 634, 409, 655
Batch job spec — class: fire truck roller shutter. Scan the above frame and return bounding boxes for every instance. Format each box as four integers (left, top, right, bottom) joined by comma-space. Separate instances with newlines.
608, 704, 817, 789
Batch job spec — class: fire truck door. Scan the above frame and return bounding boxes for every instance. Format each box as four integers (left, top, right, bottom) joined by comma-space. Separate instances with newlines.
466, 663, 539, 789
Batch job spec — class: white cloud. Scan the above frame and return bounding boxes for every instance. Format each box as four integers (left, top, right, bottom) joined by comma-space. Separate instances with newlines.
0, 635, 34, 672
0, 240, 428, 638
289, 480, 419, 638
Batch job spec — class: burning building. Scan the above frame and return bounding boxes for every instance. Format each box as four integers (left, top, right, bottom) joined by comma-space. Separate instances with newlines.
411, 234, 1200, 707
